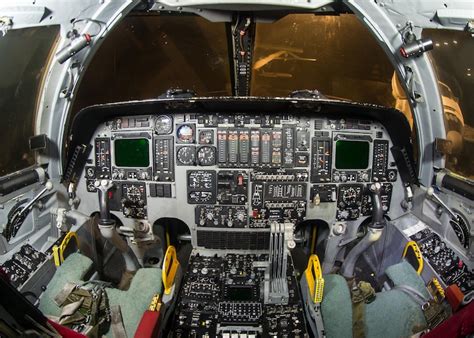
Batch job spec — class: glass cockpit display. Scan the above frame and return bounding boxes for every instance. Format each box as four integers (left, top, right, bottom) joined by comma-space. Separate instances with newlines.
335, 140, 369, 169
114, 138, 150, 167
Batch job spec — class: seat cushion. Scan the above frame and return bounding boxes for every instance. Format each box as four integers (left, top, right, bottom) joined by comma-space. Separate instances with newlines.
364, 261, 428, 338
39, 253, 163, 337
106, 268, 162, 337
365, 289, 427, 338
320, 261, 429, 338
321, 274, 353, 338
385, 260, 431, 299
39, 253, 94, 317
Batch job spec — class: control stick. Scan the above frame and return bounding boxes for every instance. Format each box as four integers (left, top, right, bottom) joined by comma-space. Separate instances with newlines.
95, 179, 139, 272
341, 183, 386, 278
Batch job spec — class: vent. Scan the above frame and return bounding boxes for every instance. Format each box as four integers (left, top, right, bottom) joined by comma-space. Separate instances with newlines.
197, 231, 270, 250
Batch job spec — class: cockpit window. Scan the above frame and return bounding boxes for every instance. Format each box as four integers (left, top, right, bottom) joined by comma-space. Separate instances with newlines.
423, 29, 474, 180
0, 26, 58, 176
251, 14, 396, 107
72, 14, 232, 113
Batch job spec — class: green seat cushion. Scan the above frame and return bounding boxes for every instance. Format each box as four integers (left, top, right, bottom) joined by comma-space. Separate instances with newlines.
364, 261, 428, 337
321, 274, 353, 338
39, 253, 94, 316
365, 290, 427, 338
385, 260, 431, 299
39, 253, 162, 337
106, 268, 162, 337
320, 261, 428, 338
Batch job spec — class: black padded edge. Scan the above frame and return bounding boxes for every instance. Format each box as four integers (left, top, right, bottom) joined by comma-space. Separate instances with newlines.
65, 97, 415, 178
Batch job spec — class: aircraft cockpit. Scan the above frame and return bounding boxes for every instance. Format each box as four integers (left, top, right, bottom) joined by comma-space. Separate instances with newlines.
0, 1, 473, 337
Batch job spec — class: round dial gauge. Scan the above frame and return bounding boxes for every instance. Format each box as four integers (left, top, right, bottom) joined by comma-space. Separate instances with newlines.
199, 130, 214, 144
126, 185, 142, 203
177, 124, 194, 143
197, 146, 216, 166
177, 146, 195, 165
342, 187, 358, 205
154, 115, 173, 135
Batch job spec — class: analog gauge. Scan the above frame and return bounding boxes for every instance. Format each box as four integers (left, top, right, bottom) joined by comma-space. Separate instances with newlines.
177, 124, 195, 143
197, 146, 216, 166
126, 185, 142, 203
342, 187, 358, 205
199, 130, 214, 144
177, 146, 196, 165
154, 115, 173, 135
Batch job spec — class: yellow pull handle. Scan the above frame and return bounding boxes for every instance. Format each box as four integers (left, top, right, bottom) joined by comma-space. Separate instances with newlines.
402, 241, 424, 275
53, 231, 79, 267
162, 245, 180, 295
305, 254, 325, 303
52, 245, 61, 267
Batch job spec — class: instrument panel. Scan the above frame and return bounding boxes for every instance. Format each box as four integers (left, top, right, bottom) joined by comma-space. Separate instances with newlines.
82, 113, 401, 249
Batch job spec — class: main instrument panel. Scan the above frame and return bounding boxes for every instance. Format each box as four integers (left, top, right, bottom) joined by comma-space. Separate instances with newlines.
81, 113, 401, 249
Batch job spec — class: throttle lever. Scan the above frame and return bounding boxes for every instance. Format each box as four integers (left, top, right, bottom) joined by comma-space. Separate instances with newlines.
8, 181, 54, 239
426, 187, 457, 219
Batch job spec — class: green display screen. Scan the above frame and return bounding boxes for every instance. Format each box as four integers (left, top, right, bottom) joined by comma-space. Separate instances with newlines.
335, 140, 369, 169
114, 138, 149, 167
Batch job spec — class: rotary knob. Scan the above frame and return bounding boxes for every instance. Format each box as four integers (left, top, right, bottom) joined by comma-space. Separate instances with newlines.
236, 211, 246, 222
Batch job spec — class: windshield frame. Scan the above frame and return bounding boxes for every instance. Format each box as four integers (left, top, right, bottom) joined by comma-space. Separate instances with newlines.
3, 0, 469, 187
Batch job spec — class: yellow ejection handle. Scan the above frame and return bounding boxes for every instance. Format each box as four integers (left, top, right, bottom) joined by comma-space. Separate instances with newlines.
162, 245, 180, 295
402, 241, 424, 275
52, 231, 79, 267
305, 254, 325, 303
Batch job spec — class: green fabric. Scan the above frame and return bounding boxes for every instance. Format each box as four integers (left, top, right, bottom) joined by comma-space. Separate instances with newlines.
320, 262, 429, 338
39, 253, 94, 317
106, 268, 162, 337
385, 260, 431, 299
39, 253, 162, 337
364, 261, 428, 338
365, 290, 427, 338
321, 274, 353, 338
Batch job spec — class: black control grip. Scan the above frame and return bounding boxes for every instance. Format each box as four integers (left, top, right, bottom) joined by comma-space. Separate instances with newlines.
0, 169, 40, 196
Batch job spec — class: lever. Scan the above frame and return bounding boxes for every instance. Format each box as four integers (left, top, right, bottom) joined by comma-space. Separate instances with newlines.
94, 179, 139, 272
5, 181, 53, 240
17, 181, 54, 217
426, 187, 457, 219
95, 179, 115, 226
370, 183, 386, 229
340, 183, 386, 278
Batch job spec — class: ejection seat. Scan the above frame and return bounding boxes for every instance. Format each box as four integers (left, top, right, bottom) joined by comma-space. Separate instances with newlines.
301, 256, 429, 338
39, 253, 162, 337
